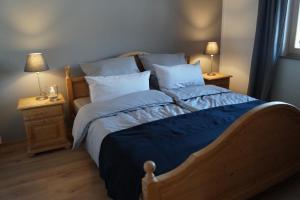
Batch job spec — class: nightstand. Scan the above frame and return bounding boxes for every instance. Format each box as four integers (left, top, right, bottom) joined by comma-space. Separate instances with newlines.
203, 73, 232, 89
17, 94, 71, 156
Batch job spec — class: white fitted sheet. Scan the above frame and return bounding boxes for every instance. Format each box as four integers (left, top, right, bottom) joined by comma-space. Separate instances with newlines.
74, 97, 91, 112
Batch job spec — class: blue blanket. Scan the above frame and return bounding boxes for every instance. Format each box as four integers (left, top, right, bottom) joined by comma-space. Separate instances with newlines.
99, 100, 264, 200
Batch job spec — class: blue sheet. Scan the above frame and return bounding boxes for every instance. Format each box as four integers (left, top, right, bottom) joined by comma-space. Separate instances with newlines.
99, 100, 264, 200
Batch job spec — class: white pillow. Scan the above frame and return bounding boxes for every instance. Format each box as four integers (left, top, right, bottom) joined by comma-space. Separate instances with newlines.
85, 71, 150, 103
153, 62, 205, 90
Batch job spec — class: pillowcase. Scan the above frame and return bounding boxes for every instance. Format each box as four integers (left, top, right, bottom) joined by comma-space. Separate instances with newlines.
81, 56, 139, 76
153, 62, 205, 90
85, 71, 150, 103
138, 53, 187, 72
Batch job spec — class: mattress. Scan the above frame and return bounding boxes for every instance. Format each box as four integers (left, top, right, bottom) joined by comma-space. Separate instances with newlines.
74, 97, 91, 112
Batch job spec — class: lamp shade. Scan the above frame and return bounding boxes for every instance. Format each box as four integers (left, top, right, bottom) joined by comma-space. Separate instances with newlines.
205, 42, 219, 55
24, 53, 49, 72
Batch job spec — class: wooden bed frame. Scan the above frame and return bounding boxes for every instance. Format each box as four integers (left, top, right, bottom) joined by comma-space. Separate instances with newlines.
65, 52, 300, 200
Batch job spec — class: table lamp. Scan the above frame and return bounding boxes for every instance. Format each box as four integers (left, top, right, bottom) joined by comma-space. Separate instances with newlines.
205, 42, 219, 76
24, 53, 49, 100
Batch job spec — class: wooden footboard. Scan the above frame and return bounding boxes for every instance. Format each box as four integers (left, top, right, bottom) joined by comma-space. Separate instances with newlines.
142, 102, 300, 200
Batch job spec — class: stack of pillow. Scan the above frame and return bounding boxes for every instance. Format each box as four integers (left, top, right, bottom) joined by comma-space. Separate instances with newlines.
81, 53, 205, 103
139, 53, 204, 90
81, 56, 149, 103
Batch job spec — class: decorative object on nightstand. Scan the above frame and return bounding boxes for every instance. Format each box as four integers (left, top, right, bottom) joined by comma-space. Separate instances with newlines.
205, 42, 219, 76
17, 94, 70, 156
24, 53, 49, 100
203, 72, 232, 89
48, 85, 59, 101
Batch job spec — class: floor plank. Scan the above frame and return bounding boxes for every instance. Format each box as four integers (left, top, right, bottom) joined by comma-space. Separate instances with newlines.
1, 142, 300, 200
0, 142, 111, 200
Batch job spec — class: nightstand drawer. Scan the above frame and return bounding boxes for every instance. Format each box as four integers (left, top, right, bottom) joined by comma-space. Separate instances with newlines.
22, 105, 63, 121
203, 73, 232, 89
25, 116, 67, 147
205, 78, 230, 89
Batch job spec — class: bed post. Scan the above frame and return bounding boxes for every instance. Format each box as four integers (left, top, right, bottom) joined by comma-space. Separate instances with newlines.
65, 66, 75, 120
142, 161, 159, 200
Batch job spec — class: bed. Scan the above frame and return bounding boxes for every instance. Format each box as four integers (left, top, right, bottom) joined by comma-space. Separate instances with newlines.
65, 52, 300, 200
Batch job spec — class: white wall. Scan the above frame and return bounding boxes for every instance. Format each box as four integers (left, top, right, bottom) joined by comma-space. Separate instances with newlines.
271, 58, 300, 107
220, 0, 300, 108
220, 0, 259, 94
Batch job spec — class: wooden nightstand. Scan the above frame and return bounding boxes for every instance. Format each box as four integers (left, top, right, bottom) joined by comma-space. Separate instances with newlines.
203, 73, 232, 89
17, 94, 71, 156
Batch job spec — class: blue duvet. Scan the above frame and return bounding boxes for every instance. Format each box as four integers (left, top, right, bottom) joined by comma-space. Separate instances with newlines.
99, 100, 264, 200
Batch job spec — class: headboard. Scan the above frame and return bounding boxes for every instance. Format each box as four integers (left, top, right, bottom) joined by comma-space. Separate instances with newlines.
65, 51, 190, 119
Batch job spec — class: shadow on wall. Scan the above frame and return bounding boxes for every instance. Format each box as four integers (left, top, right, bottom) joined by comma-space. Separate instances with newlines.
0, 0, 222, 142
219, 0, 259, 94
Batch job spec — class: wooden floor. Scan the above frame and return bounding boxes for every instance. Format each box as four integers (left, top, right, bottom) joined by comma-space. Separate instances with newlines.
1, 142, 300, 200
0, 142, 111, 200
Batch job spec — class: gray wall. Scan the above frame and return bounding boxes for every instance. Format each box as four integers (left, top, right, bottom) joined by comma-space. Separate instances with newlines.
271, 58, 300, 108
0, 0, 222, 142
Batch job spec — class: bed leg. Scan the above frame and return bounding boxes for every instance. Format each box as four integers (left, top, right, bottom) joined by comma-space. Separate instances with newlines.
142, 161, 159, 200
64, 65, 75, 121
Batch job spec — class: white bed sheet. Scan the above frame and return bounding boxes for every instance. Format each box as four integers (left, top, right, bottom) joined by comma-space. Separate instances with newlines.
74, 97, 91, 112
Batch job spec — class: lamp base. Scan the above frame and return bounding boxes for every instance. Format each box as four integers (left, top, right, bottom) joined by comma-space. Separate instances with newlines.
207, 72, 217, 76
36, 96, 48, 101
